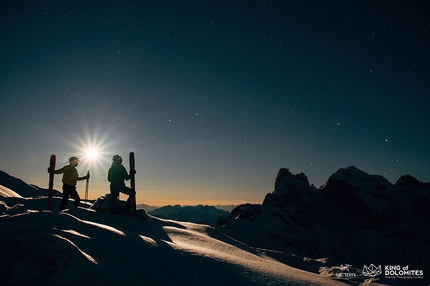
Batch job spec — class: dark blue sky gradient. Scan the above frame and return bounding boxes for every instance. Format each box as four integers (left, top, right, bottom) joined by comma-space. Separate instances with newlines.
1, 0, 429, 205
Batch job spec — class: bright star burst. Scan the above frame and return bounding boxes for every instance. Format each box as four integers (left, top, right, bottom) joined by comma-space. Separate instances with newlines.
86, 148, 99, 160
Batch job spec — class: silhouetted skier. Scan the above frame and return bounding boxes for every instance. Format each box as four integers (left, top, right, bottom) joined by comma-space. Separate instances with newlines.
49, 156, 89, 211
108, 155, 136, 213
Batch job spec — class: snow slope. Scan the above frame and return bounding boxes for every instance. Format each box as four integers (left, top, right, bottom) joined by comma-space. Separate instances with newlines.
0, 172, 344, 286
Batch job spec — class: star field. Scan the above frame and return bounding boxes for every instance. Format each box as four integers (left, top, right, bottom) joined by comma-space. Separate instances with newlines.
1, 0, 429, 205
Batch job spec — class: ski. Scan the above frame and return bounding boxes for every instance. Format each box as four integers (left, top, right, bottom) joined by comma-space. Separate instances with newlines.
47, 154, 56, 210
84, 170, 90, 200
129, 152, 136, 216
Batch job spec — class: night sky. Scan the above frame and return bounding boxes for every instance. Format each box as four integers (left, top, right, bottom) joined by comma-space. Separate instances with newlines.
1, 0, 429, 206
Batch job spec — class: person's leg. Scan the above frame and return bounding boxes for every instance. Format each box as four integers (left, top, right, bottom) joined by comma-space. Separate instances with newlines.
110, 187, 119, 212
70, 186, 81, 207
120, 186, 133, 196
120, 187, 134, 209
59, 184, 70, 211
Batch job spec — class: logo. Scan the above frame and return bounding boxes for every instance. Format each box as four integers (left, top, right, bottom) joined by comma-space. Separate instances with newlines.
362, 264, 424, 280
340, 264, 352, 272
335, 264, 357, 278
363, 264, 382, 277
385, 265, 424, 279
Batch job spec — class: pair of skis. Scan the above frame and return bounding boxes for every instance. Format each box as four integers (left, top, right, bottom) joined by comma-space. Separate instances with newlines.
47, 153, 136, 216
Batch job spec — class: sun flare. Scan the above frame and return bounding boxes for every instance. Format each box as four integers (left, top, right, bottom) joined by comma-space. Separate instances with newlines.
86, 148, 98, 160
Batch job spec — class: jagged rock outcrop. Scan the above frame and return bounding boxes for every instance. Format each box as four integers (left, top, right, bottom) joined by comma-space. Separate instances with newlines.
262, 168, 316, 231
219, 166, 430, 267
222, 168, 342, 260
263, 168, 313, 209
90, 194, 149, 219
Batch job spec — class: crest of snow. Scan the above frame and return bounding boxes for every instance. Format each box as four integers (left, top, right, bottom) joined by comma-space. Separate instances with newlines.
139, 235, 158, 246
51, 233, 98, 265
0, 171, 41, 197
0, 184, 23, 198
57, 228, 92, 239
61, 212, 126, 236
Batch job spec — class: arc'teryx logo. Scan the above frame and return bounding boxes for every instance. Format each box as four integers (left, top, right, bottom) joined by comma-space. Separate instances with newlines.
340, 264, 352, 272
363, 264, 382, 277
335, 264, 356, 278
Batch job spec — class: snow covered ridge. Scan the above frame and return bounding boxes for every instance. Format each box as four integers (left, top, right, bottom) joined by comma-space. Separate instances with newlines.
219, 166, 430, 284
0, 170, 62, 198
0, 169, 348, 286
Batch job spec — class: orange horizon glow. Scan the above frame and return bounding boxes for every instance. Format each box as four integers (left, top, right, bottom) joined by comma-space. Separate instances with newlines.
28, 177, 263, 207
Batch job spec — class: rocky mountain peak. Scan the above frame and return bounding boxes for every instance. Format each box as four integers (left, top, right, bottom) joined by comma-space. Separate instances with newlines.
262, 168, 313, 209
395, 174, 422, 187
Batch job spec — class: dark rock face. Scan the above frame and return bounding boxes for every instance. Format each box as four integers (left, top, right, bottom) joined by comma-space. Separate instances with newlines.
262, 169, 315, 232
263, 169, 313, 209
322, 167, 404, 231
274, 168, 291, 189
412, 194, 430, 223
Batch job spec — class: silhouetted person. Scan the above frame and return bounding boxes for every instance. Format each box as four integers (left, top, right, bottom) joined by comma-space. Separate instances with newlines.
49, 156, 89, 211
108, 155, 136, 213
